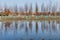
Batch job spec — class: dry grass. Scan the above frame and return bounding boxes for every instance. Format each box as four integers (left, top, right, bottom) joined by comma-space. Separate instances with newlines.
0, 16, 60, 22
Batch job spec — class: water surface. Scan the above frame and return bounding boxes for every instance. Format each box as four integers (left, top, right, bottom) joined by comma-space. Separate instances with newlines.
0, 20, 60, 40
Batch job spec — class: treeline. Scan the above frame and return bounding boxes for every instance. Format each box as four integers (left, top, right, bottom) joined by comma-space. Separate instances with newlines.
0, 3, 60, 16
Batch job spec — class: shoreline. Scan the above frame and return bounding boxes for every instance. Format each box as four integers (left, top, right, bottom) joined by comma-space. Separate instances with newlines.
0, 16, 60, 21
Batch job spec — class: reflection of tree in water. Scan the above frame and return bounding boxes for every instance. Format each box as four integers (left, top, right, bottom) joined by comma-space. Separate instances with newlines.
25, 22, 28, 33
48, 21, 51, 32
41, 22, 45, 33
56, 21, 60, 30
15, 22, 18, 30
29, 21, 32, 32
36, 22, 38, 33
5, 22, 11, 27
45, 21, 49, 31
14, 22, 18, 35
4, 22, 11, 31
48, 21, 50, 24
57, 21, 60, 24
59, 22, 60, 30
52, 21, 56, 32
41, 21, 48, 32
48, 21, 52, 35
56, 21, 60, 31
20, 22, 24, 30
1, 22, 3, 29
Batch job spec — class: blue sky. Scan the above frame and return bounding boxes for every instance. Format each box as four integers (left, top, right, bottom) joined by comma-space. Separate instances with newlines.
0, 0, 60, 11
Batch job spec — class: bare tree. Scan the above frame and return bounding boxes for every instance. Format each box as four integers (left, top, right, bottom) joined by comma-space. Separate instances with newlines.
24, 4, 28, 15
41, 3, 45, 12
4, 4, 7, 15
19, 7, 24, 15
29, 3, 32, 15
14, 5, 18, 15
35, 3, 39, 15
44, 6, 49, 12
48, 0, 52, 12
59, 6, 60, 11
51, 3, 57, 16
52, 2, 57, 12
4, 4, 10, 16
0, 5, 2, 12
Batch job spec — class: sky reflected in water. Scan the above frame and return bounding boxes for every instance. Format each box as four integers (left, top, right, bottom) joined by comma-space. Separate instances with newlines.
0, 20, 60, 40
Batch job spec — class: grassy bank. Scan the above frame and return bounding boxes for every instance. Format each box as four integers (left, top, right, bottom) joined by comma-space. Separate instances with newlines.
0, 16, 60, 21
